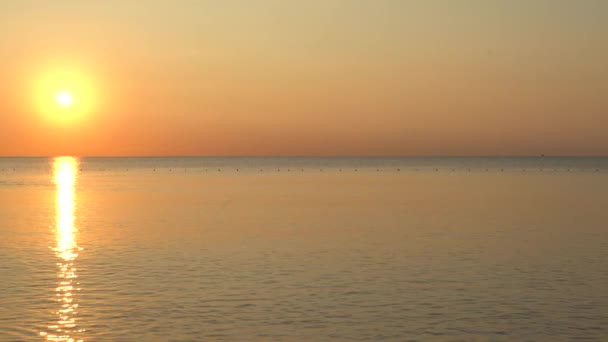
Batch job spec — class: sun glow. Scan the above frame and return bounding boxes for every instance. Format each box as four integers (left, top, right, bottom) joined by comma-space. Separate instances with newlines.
34, 67, 97, 123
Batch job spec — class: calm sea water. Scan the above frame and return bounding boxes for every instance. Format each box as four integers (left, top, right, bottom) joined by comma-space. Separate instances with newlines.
0, 157, 607, 341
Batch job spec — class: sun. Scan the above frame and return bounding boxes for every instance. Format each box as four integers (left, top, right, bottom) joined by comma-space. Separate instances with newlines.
55, 91, 73, 107
33, 66, 99, 123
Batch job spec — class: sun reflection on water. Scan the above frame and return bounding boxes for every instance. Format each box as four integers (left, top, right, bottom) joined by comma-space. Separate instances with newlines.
40, 157, 85, 342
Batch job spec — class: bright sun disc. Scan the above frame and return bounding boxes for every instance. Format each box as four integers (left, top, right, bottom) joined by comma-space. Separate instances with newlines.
33, 66, 98, 123
56, 91, 73, 107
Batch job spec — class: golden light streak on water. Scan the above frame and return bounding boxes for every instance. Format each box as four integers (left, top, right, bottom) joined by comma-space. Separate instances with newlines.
40, 157, 85, 342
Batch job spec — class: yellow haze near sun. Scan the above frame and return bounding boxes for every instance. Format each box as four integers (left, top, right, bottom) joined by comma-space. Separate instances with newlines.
34, 68, 97, 123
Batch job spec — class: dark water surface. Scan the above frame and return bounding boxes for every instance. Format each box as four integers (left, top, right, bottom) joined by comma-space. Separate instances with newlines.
1, 157, 607, 341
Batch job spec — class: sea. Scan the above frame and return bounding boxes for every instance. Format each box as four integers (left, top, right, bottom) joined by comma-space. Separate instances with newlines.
0, 157, 607, 341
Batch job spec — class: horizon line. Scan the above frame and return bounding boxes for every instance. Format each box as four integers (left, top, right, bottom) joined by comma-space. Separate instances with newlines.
1, 155, 607, 158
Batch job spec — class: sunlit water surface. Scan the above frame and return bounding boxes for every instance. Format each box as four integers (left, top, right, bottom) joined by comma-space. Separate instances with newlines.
0, 157, 607, 341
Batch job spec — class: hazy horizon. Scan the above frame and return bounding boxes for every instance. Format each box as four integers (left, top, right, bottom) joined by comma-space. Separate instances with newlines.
2, 154, 608, 158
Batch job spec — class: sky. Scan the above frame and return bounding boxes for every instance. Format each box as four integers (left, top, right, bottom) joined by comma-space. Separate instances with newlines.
0, 0, 607, 156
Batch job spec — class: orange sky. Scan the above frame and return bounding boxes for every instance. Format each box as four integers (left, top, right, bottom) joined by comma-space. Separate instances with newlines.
1, 1, 607, 156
